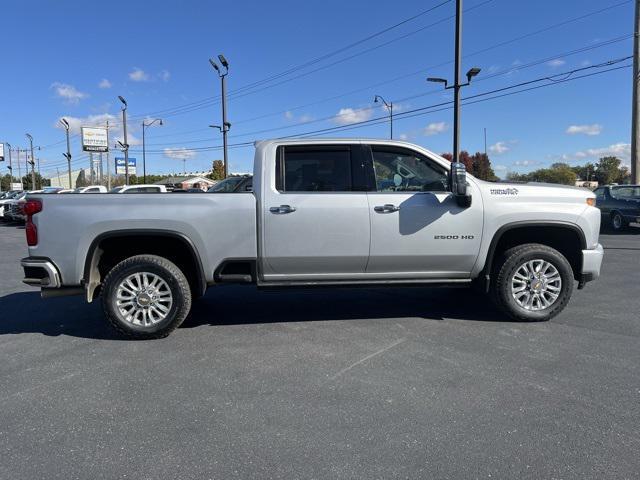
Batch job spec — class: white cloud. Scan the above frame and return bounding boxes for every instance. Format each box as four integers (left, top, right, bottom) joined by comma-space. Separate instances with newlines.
489, 141, 511, 154
333, 107, 373, 125
159, 70, 170, 82
284, 111, 314, 123
514, 160, 541, 167
164, 147, 197, 159
493, 164, 508, 171
566, 124, 602, 136
547, 59, 566, 68
129, 67, 149, 82
423, 122, 447, 136
55, 113, 116, 135
398, 133, 409, 141
98, 78, 112, 89
575, 143, 631, 164
50, 82, 88, 104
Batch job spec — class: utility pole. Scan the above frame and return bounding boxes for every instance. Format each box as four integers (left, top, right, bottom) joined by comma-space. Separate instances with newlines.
26, 133, 36, 190
427, 0, 480, 163
374, 95, 393, 139
118, 96, 130, 184
484, 127, 487, 156
60, 118, 72, 188
106, 120, 111, 190
632, 0, 640, 183
209, 55, 230, 178
142, 118, 163, 184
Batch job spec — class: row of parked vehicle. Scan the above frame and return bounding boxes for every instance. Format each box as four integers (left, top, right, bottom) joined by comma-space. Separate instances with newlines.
0, 176, 254, 224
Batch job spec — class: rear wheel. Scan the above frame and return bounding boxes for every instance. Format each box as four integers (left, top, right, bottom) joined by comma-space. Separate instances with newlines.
101, 255, 192, 339
491, 243, 574, 322
610, 212, 626, 231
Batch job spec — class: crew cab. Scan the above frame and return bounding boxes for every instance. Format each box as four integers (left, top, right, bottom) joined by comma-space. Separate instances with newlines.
20, 139, 603, 339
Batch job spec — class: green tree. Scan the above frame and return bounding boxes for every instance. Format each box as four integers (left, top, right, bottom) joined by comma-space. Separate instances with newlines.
209, 160, 225, 180
594, 156, 623, 185
21, 173, 50, 190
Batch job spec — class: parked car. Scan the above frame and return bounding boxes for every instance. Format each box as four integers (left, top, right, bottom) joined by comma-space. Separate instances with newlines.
109, 185, 167, 193
4, 191, 29, 222
21, 139, 603, 339
0, 191, 23, 219
593, 184, 640, 230
207, 175, 252, 193
73, 185, 108, 193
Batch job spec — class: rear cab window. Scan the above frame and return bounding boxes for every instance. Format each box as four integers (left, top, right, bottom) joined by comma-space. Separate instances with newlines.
275, 145, 370, 192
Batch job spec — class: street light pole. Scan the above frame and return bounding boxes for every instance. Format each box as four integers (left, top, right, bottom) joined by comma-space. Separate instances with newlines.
209, 55, 230, 178
427, 0, 480, 164
142, 118, 163, 184
374, 95, 393, 139
60, 118, 72, 188
118, 96, 130, 184
26, 133, 36, 189
6, 142, 12, 186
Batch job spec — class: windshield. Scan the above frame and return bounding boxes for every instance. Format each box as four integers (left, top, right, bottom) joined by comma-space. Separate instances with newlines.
109, 187, 123, 193
207, 177, 245, 193
611, 186, 640, 199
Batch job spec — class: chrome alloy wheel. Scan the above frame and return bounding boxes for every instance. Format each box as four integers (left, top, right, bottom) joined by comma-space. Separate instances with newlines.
511, 259, 562, 311
115, 272, 173, 326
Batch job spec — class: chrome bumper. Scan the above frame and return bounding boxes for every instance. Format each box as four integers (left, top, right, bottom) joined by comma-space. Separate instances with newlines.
21, 258, 62, 288
580, 243, 604, 284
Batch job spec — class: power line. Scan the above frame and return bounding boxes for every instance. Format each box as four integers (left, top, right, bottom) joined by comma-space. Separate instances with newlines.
37, 0, 632, 153
128, 58, 630, 155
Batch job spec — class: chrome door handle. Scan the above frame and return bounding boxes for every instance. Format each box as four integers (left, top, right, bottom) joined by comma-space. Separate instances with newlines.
374, 204, 400, 213
270, 205, 297, 214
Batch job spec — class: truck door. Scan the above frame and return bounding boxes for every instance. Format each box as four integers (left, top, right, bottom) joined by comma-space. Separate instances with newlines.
260, 144, 371, 281
365, 145, 483, 278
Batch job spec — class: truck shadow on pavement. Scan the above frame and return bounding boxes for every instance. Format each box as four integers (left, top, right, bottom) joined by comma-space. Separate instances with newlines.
0, 286, 509, 340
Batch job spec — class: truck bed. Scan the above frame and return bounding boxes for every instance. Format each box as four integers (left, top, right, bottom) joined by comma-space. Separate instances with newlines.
28, 193, 258, 286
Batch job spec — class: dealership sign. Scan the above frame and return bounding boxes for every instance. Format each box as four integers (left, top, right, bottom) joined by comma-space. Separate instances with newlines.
0, 142, 4, 161
81, 126, 109, 152
115, 157, 137, 175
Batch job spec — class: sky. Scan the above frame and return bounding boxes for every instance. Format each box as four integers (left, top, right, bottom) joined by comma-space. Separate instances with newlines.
0, 0, 634, 179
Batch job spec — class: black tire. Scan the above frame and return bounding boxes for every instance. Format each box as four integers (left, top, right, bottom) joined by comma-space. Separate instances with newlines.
491, 243, 574, 322
101, 255, 192, 339
610, 211, 626, 231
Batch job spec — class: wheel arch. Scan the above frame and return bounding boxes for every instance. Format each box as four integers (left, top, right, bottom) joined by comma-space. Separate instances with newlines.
83, 229, 207, 302
482, 221, 586, 291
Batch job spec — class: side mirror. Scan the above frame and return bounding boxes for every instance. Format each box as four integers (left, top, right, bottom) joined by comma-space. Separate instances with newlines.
449, 162, 472, 208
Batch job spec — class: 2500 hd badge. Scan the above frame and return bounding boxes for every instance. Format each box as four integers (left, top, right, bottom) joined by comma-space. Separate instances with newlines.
434, 235, 475, 240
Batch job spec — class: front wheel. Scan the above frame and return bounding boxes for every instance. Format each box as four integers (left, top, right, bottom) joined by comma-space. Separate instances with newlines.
491, 243, 574, 322
101, 255, 192, 339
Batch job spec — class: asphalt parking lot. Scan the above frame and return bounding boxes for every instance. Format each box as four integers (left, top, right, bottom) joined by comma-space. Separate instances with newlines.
0, 222, 639, 479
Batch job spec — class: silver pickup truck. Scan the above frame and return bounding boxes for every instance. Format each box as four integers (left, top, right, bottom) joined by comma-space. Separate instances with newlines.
21, 139, 603, 338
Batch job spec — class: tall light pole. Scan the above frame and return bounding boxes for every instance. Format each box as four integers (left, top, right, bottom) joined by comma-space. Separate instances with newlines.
60, 118, 72, 188
209, 54, 230, 178
427, 0, 480, 164
6, 142, 12, 187
26, 134, 36, 190
374, 95, 393, 139
142, 118, 163, 184
118, 96, 130, 184
631, 0, 640, 183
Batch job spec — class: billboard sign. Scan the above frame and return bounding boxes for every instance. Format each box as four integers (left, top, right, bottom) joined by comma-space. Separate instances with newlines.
11, 183, 23, 190
81, 126, 109, 152
0, 142, 4, 161
115, 157, 137, 175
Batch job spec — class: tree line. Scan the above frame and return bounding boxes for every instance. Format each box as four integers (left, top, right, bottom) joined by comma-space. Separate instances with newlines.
506, 156, 630, 186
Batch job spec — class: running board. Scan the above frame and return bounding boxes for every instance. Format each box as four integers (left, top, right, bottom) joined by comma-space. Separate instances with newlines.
257, 278, 472, 288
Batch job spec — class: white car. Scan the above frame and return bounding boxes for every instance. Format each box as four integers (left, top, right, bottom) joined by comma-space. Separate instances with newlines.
73, 186, 108, 193
109, 185, 167, 193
